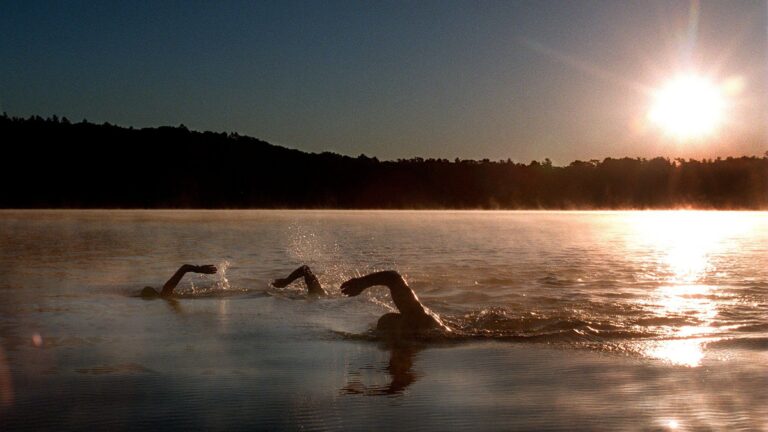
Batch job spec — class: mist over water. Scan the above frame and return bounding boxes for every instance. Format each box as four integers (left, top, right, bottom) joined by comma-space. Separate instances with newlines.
0, 210, 766, 430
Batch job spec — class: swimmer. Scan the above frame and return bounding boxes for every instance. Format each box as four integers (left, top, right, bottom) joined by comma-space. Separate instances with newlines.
141, 264, 217, 298
341, 271, 451, 338
271, 265, 327, 296
273, 266, 449, 337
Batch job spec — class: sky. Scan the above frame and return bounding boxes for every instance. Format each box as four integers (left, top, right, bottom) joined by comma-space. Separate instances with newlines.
1, 0, 766, 163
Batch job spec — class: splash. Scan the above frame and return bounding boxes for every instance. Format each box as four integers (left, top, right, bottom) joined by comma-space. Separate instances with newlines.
182, 260, 238, 296
215, 260, 231, 290
287, 224, 347, 289
284, 223, 391, 294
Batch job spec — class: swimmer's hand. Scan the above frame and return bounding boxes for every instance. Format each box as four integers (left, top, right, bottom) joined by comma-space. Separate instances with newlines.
186, 264, 217, 274
340, 278, 366, 297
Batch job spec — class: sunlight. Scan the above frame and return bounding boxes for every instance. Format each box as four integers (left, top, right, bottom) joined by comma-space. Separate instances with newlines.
627, 212, 759, 367
628, 211, 754, 284
643, 285, 717, 367
666, 244, 709, 283
647, 74, 726, 140
646, 339, 706, 367
654, 285, 717, 320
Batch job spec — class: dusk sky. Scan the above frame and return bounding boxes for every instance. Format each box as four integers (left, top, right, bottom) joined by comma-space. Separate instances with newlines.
2, 0, 766, 163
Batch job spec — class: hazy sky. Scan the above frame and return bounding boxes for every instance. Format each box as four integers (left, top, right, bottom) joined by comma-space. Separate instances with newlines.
2, 0, 766, 162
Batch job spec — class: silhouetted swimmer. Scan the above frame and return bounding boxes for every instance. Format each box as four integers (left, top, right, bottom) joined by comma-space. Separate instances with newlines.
271, 265, 327, 297
273, 266, 448, 337
341, 271, 451, 338
141, 264, 217, 298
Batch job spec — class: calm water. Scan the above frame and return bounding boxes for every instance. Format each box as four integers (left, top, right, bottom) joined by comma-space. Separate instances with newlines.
0, 210, 766, 430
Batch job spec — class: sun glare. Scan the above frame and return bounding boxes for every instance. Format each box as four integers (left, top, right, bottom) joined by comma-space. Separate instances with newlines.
647, 74, 726, 140
625, 212, 759, 367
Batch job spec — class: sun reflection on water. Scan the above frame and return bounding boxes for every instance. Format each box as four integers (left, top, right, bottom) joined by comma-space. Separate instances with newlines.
644, 285, 717, 367
645, 285, 717, 367
626, 212, 757, 367
628, 211, 756, 282
646, 338, 707, 367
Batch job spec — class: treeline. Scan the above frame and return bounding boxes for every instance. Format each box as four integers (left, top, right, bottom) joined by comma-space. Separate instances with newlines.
1, 114, 766, 209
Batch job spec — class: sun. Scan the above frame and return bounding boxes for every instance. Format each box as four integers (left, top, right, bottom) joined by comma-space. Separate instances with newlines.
647, 74, 726, 140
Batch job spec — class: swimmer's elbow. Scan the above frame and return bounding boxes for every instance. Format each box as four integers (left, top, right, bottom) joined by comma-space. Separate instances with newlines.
375, 270, 408, 288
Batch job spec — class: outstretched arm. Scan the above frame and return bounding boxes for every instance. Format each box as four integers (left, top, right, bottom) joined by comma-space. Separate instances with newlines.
342, 271, 450, 333
161, 264, 217, 297
272, 265, 326, 296
341, 271, 427, 317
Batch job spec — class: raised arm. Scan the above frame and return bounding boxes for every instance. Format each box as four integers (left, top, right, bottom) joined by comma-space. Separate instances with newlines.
272, 265, 326, 296
161, 264, 217, 297
340, 271, 427, 318
342, 271, 451, 334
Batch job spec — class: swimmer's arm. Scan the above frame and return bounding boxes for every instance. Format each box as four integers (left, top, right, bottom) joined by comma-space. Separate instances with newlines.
272, 265, 325, 296
161, 264, 217, 297
341, 271, 426, 317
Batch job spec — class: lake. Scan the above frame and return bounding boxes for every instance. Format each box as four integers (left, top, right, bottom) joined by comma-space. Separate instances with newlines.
0, 210, 766, 430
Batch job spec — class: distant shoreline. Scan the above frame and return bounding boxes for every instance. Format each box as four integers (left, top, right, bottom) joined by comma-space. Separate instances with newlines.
1, 208, 766, 213
2, 114, 767, 210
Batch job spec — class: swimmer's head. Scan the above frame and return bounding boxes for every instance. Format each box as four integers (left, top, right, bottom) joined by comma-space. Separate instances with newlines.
377, 313, 408, 340
140, 286, 160, 299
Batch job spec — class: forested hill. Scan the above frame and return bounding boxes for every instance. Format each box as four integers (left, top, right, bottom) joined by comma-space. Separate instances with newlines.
1, 114, 766, 209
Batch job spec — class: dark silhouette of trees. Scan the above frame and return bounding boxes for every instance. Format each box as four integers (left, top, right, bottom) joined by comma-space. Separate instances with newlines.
1, 113, 766, 209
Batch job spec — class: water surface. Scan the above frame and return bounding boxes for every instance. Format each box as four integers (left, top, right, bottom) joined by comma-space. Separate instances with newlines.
0, 210, 766, 430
